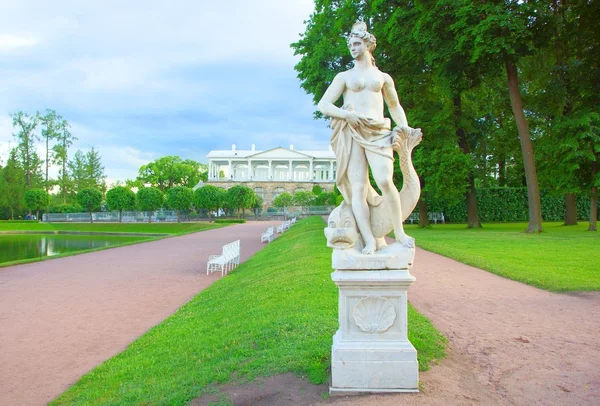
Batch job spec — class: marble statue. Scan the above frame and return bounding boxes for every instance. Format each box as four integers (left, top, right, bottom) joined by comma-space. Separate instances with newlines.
319, 21, 423, 255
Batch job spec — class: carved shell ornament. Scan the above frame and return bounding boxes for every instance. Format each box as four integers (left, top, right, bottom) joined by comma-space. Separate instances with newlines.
352, 296, 396, 333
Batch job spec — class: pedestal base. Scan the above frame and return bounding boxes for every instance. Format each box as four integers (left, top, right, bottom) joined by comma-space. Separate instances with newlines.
329, 269, 419, 395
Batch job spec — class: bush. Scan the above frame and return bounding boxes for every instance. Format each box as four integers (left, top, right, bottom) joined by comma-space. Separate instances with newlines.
214, 219, 246, 224
0, 220, 36, 223
50, 203, 85, 213
438, 188, 593, 222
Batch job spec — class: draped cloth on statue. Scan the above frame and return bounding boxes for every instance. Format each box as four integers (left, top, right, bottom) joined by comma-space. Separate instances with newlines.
330, 107, 395, 208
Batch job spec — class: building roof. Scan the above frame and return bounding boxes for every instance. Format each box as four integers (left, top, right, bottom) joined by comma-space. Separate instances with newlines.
207, 145, 335, 160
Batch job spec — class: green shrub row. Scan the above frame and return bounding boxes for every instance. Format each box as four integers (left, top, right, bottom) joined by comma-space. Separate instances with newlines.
436, 188, 595, 222
214, 219, 246, 224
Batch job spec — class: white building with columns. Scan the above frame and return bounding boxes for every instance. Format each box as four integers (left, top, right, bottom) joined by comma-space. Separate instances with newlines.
206, 144, 337, 207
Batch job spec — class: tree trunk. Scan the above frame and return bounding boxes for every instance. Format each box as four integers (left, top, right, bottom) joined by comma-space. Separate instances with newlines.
62, 147, 67, 204
505, 60, 543, 233
453, 95, 482, 228
45, 135, 49, 192
89, 209, 94, 223
418, 198, 430, 228
177, 210, 181, 223
589, 160, 598, 231
119, 210, 123, 223
149, 212, 153, 223
10, 207, 14, 220
36, 209, 40, 221
564, 193, 578, 225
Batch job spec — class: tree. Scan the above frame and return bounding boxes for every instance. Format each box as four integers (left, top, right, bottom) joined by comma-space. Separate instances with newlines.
52, 117, 77, 203
273, 192, 293, 213
106, 186, 136, 223
453, 0, 547, 232
194, 185, 226, 218
252, 194, 264, 216
10, 111, 42, 188
0, 149, 25, 219
77, 188, 103, 223
293, 190, 315, 212
166, 186, 193, 222
24, 188, 50, 220
85, 147, 107, 193
136, 156, 205, 191
69, 148, 106, 194
225, 185, 255, 218
137, 187, 165, 223
38, 109, 61, 192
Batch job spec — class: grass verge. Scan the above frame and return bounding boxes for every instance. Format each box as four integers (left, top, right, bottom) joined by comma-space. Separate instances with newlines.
50, 216, 446, 405
406, 222, 600, 292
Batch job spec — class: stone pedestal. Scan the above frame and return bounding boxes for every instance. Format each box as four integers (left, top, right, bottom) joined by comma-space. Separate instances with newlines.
329, 248, 418, 395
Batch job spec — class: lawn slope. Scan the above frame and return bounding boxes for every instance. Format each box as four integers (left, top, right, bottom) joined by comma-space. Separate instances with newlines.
51, 216, 446, 405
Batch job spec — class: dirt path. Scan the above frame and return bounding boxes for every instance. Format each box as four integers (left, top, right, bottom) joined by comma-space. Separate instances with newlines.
329, 247, 600, 406
0, 221, 280, 406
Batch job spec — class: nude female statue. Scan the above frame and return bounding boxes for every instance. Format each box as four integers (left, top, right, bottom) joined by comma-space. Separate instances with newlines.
318, 21, 421, 254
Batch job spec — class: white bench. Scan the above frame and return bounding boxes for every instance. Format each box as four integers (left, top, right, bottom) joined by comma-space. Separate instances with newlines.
290, 217, 297, 225
261, 226, 274, 243
404, 212, 445, 224
277, 223, 285, 234
207, 240, 240, 277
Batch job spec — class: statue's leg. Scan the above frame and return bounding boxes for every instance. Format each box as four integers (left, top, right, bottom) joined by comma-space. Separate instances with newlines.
366, 150, 414, 248
348, 145, 377, 254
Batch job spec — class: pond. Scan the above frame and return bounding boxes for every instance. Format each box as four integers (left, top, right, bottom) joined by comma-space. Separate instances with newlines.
0, 234, 153, 265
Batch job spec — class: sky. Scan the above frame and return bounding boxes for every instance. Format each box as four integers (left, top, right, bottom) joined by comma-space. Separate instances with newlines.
0, 0, 332, 186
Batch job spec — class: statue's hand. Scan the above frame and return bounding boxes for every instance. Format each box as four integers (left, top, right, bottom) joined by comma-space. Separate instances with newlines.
345, 111, 368, 129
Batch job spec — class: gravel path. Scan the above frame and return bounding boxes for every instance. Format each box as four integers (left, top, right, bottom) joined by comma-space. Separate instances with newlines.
0, 221, 280, 406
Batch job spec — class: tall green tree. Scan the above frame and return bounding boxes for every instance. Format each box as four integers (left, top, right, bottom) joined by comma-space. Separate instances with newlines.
0, 150, 25, 219
194, 185, 226, 218
226, 185, 255, 218
24, 188, 50, 220
136, 156, 205, 192
453, 0, 548, 232
38, 109, 61, 192
166, 186, 193, 223
10, 111, 42, 188
106, 186, 136, 223
273, 192, 293, 214
293, 190, 315, 212
85, 147, 106, 193
136, 187, 165, 223
77, 188, 103, 223
52, 117, 77, 203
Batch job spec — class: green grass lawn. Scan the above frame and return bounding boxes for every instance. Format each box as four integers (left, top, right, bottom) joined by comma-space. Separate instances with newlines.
50, 216, 446, 405
406, 222, 600, 292
0, 221, 225, 235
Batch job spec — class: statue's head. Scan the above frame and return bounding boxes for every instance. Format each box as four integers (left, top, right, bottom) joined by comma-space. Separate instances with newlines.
347, 21, 376, 54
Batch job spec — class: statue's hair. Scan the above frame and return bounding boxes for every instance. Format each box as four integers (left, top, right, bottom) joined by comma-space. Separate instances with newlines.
347, 21, 376, 52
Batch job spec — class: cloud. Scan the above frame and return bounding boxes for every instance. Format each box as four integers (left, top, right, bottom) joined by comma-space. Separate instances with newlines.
0, 0, 336, 184
0, 35, 39, 51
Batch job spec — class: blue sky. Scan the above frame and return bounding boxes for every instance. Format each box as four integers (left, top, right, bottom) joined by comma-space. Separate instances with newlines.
0, 0, 331, 185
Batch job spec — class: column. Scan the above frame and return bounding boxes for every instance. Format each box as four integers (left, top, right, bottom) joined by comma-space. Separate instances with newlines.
268, 160, 273, 180
288, 160, 293, 181
248, 159, 253, 180
309, 160, 313, 181
228, 160, 232, 180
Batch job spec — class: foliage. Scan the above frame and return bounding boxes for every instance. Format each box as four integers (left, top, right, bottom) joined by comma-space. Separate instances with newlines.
136, 156, 206, 192
293, 190, 315, 210
166, 186, 194, 222
69, 148, 107, 194
50, 217, 446, 405
76, 188, 103, 222
51, 115, 76, 203
106, 187, 136, 223
10, 110, 42, 188
439, 188, 594, 223
136, 187, 165, 214
49, 203, 84, 214
24, 188, 51, 218
194, 185, 226, 217
273, 192, 293, 209
225, 185, 255, 218
407, 222, 600, 292
214, 219, 246, 224
0, 149, 26, 219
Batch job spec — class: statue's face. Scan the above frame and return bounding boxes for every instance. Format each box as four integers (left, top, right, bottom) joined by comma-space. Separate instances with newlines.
348, 37, 368, 60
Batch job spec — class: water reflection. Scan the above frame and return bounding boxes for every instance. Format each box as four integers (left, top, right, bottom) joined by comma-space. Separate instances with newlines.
0, 234, 149, 264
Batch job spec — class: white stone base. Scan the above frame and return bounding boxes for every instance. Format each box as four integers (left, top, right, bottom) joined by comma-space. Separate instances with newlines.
330, 269, 419, 395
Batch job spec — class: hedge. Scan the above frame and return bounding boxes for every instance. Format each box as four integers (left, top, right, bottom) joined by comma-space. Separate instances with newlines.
214, 219, 246, 224
436, 188, 595, 223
